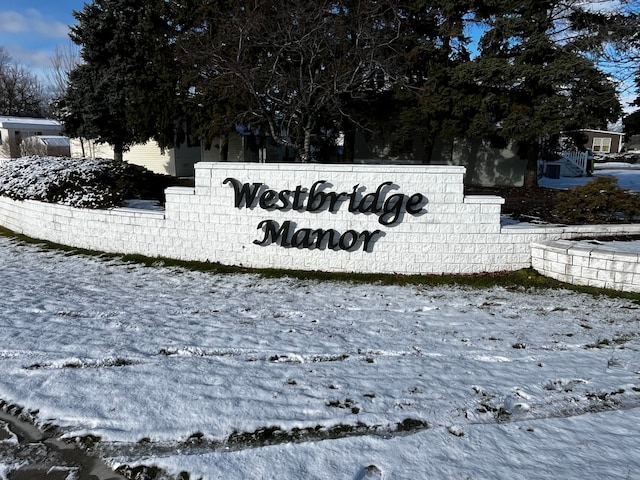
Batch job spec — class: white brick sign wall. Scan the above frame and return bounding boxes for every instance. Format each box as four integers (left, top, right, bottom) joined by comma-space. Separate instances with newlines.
531, 240, 640, 293
0, 163, 639, 280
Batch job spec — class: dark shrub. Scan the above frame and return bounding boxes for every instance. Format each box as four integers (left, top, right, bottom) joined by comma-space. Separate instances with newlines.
0, 156, 177, 209
554, 176, 640, 224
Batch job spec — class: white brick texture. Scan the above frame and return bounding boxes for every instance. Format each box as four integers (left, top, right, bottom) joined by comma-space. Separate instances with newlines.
0, 163, 639, 287
531, 240, 640, 293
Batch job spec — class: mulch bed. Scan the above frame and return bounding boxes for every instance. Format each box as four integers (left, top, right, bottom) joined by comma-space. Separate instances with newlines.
465, 185, 563, 224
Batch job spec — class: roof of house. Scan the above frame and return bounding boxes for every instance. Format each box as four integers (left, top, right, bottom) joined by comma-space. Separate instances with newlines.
0, 116, 62, 129
578, 129, 625, 137
28, 135, 70, 147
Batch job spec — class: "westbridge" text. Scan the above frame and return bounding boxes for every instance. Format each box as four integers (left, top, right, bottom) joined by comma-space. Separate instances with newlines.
223, 178, 425, 226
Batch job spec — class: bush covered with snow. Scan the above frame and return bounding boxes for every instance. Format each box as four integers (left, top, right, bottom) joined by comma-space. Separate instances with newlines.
554, 176, 640, 224
0, 156, 176, 209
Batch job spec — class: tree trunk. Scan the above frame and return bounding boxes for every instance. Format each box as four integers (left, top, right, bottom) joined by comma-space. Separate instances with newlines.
299, 128, 312, 163
422, 138, 434, 164
463, 139, 482, 187
220, 133, 228, 161
341, 118, 356, 163
523, 141, 540, 188
113, 142, 124, 162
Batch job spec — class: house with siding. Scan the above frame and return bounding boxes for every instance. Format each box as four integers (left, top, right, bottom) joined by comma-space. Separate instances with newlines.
354, 133, 528, 187
69, 138, 201, 177
201, 127, 294, 164
70, 128, 292, 177
1, 116, 292, 176
0, 117, 64, 158
573, 129, 625, 154
0, 117, 201, 176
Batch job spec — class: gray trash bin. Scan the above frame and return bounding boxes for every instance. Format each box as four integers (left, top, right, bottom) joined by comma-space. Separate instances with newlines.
546, 164, 561, 179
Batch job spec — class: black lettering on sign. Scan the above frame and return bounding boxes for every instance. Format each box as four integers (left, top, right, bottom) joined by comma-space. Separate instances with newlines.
224, 177, 425, 252
254, 220, 383, 252
224, 177, 427, 226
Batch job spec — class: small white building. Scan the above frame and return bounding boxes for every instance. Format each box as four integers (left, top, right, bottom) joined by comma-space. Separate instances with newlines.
0, 117, 64, 158
21, 135, 71, 157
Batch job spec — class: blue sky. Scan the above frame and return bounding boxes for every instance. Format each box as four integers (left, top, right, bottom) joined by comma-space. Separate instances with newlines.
0, 0, 84, 77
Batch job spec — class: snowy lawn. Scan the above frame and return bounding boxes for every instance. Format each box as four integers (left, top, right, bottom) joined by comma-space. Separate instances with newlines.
539, 166, 640, 191
0, 235, 639, 479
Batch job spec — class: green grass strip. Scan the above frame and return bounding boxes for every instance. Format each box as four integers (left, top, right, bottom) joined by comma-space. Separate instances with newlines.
1, 226, 638, 303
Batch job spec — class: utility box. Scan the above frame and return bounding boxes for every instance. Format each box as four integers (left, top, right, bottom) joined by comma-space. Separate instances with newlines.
546, 164, 561, 179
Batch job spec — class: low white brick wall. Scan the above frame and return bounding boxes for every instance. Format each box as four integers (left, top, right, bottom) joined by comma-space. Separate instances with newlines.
1, 162, 639, 279
531, 240, 640, 293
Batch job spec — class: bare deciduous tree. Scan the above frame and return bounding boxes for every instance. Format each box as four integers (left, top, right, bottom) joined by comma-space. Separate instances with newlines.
0, 46, 49, 117
47, 43, 81, 101
182, 0, 403, 162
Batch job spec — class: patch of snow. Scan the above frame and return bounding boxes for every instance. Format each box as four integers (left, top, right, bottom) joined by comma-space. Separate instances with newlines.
596, 162, 640, 170
539, 168, 640, 191
121, 199, 164, 211
574, 239, 640, 254
0, 236, 638, 479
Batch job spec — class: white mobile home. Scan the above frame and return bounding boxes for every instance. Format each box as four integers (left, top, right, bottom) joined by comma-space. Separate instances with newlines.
201, 129, 294, 164
0, 117, 64, 159
0, 117, 199, 176
70, 138, 201, 177
2, 117, 292, 176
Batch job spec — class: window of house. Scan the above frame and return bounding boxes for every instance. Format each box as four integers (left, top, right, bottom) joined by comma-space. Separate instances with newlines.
592, 137, 612, 153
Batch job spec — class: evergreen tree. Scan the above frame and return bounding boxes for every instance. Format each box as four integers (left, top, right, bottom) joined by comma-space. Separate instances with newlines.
452, 0, 622, 187
624, 109, 640, 137
388, 0, 473, 163
58, 0, 637, 183
59, 0, 185, 161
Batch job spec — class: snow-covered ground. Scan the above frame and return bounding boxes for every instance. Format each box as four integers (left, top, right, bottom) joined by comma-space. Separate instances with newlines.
539, 164, 640, 191
0, 235, 639, 479
0, 160, 638, 479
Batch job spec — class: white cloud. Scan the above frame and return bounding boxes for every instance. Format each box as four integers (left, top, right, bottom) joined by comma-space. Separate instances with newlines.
0, 8, 74, 81
0, 9, 70, 39
4, 45, 52, 70
0, 11, 28, 33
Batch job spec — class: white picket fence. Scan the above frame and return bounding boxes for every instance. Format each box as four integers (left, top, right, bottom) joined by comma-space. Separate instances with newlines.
539, 150, 590, 178
562, 150, 589, 175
